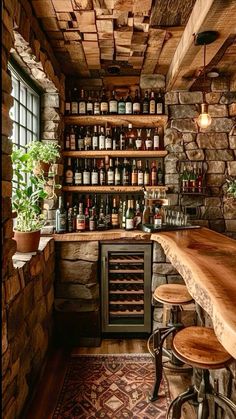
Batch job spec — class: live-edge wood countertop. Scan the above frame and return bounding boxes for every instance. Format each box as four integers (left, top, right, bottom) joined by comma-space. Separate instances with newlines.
53, 229, 151, 241
151, 228, 236, 359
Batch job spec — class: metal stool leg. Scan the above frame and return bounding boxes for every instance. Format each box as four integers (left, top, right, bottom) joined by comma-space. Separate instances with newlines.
167, 386, 197, 419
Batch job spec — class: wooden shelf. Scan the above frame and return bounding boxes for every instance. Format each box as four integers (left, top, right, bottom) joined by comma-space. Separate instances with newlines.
62, 185, 167, 193
62, 150, 168, 158
64, 114, 168, 127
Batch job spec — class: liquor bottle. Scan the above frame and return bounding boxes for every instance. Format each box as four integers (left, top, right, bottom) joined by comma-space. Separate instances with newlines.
197, 166, 203, 193
122, 158, 130, 186
125, 199, 134, 230
91, 159, 99, 186
126, 123, 135, 150
112, 127, 119, 150
118, 199, 123, 228
99, 159, 106, 186
153, 127, 160, 150
144, 160, 150, 186
149, 91, 156, 115
125, 90, 133, 114
65, 158, 73, 185
83, 159, 90, 185
109, 90, 118, 114
134, 201, 142, 229
105, 127, 112, 150
122, 197, 127, 229
86, 91, 93, 115
145, 128, 153, 151
135, 128, 143, 151
142, 203, 150, 224
107, 158, 115, 186
118, 96, 125, 114
89, 207, 97, 231
84, 206, 90, 230
71, 87, 78, 115
72, 202, 78, 231
55, 196, 67, 233
69, 125, 76, 150
92, 125, 98, 150
105, 195, 111, 229
78, 89, 86, 115
77, 126, 84, 151
84, 126, 92, 151
74, 158, 82, 186
65, 126, 70, 150
137, 160, 144, 186
94, 93, 100, 115
133, 89, 141, 114
181, 165, 189, 192
97, 198, 106, 230
142, 91, 149, 114
76, 203, 86, 232
156, 90, 164, 114
119, 125, 126, 150
189, 164, 197, 192
99, 126, 105, 150
100, 88, 108, 115
151, 160, 157, 186
131, 159, 138, 186
114, 158, 121, 186
111, 197, 119, 229
154, 206, 162, 229
157, 162, 164, 185
65, 90, 71, 115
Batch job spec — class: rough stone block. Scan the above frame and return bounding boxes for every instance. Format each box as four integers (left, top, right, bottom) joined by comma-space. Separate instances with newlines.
179, 91, 203, 104
207, 161, 226, 173
58, 241, 99, 262
140, 74, 165, 89
166, 193, 179, 206
220, 92, 236, 104
197, 132, 228, 149
206, 174, 226, 187
165, 174, 179, 185
186, 149, 205, 161
54, 299, 99, 312
182, 133, 196, 143
201, 206, 223, 220
55, 283, 99, 300
169, 104, 198, 119
153, 263, 178, 275
205, 197, 221, 207
205, 92, 221, 104
42, 93, 60, 108
166, 274, 185, 284
184, 141, 197, 150
165, 91, 179, 105
229, 136, 236, 149
180, 195, 204, 207
151, 274, 166, 292
229, 103, 236, 116
171, 119, 198, 133
153, 243, 166, 262
208, 104, 228, 117
202, 118, 234, 133
164, 160, 178, 174
226, 220, 236, 232
205, 150, 234, 161
223, 198, 236, 219
58, 259, 97, 284
227, 161, 236, 176
211, 77, 229, 92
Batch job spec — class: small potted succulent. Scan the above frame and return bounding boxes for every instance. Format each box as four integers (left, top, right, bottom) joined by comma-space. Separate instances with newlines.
11, 147, 48, 252
27, 140, 60, 176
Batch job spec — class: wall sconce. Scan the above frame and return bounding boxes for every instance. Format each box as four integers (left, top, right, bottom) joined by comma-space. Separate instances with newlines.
194, 31, 218, 129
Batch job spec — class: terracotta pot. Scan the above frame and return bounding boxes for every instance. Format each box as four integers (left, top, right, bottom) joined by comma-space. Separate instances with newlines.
33, 161, 50, 176
14, 230, 40, 253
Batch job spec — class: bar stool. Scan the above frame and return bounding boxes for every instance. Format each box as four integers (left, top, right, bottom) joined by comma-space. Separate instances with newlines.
167, 326, 236, 419
148, 283, 194, 401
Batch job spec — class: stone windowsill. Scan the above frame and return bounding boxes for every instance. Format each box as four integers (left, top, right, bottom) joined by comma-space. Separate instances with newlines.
12, 236, 54, 269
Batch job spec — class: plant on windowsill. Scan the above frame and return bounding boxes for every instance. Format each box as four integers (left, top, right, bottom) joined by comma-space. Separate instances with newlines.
27, 140, 61, 176
11, 146, 48, 252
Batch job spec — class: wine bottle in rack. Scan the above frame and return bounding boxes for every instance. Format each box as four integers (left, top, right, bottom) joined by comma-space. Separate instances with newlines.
65, 89, 71, 115
131, 159, 138, 186
156, 90, 164, 114
55, 196, 67, 233
84, 126, 92, 151
137, 160, 144, 186
91, 158, 99, 186
149, 91, 156, 115
109, 90, 118, 114
99, 159, 106, 186
133, 89, 141, 115
144, 160, 150, 186
125, 90, 133, 114
157, 162, 164, 185
118, 96, 125, 114
78, 89, 86, 115
114, 158, 121, 186
71, 87, 78, 115
122, 158, 130, 186
83, 159, 90, 185
99, 126, 105, 150
142, 91, 149, 114
105, 127, 112, 150
76, 202, 86, 232
153, 127, 160, 150
125, 199, 134, 231
92, 125, 98, 150
77, 126, 84, 151
86, 91, 93, 115
120, 125, 126, 150
64, 126, 70, 150
100, 89, 108, 115
151, 160, 157, 186
111, 197, 119, 229
145, 128, 153, 151
89, 206, 97, 231
65, 158, 73, 186
107, 158, 115, 186
69, 125, 76, 150
94, 93, 100, 115
135, 128, 143, 150
74, 158, 82, 186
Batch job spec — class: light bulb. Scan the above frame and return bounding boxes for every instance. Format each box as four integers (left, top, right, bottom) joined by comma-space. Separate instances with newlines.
197, 103, 212, 129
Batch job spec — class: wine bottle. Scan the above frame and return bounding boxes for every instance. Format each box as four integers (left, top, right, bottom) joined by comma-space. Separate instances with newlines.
131, 159, 138, 186
89, 207, 97, 231
126, 123, 135, 150
135, 128, 143, 150
99, 159, 106, 186
114, 158, 121, 186
65, 158, 73, 185
142, 91, 149, 114
91, 158, 99, 186
64, 126, 70, 150
137, 160, 144, 186
55, 196, 67, 233
125, 199, 134, 230
97, 198, 106, 230
77, 126, 84, 151
71, 87, 78, 115
144, 160, 150, 186
99, 126, 105, 150
94, 93, 100, 115
100, 88, 108, 115
105, 195, 111, 229
149, 90, 156, 115
134, 201, 142, 229
105, 127, 112, 150
122, 197, 127, 229
92, 125, 98, 150
109, 90, 118, 114
125, 90, 133, 114
111, 197, 119, 229
76, 202, 86, 232
154, 206, 162, 229
118, 96, 125, 114
156, 90, 164, 114
145, 128, 153, 151
83, 159, 90, 185
65, 90, 71, 115
84, 126, 92, 151
84, 206, 90, 230
86, 91, 93, 115
107, 158, 115, 185
122, 158, 130, 186
69, 125, 76, 150
151, 160, 157, 186
78, 89, 86, 115
112, 127, 119, 150
74, 158, 82, 186
153, 127, 160, 150
157, 162, 164, 185
119, 125, 126, 150
133, 89, 141, 114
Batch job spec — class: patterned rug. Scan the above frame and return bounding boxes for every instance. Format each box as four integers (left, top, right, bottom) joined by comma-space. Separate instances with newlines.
52, 353, 170, 419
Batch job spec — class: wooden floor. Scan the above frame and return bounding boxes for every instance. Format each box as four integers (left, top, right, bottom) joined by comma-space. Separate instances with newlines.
24, 339, 195, 419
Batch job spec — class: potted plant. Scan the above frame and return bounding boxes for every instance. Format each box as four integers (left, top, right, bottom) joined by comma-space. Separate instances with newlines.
27, 140, 60, 176
11, 147, 48, 252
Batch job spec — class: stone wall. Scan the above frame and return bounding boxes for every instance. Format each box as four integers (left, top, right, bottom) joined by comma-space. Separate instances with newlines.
164, 90, 236, 237
2, 238, 55, 419
54, 241, 101, 346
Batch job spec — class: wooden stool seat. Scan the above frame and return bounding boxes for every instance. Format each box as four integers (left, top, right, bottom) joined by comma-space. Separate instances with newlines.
173, 326, 232, 369
154, 284, 193, 305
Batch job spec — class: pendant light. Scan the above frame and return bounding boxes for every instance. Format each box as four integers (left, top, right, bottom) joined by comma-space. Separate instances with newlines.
194, 31, 218, 129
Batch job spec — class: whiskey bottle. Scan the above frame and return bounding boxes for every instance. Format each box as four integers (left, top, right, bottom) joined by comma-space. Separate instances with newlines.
145, 128, 153, 151
100, 89, 108, 115
144, 160, 150, 186
105, 127, 112, 150
91, 159, 99, 186
65, 158, 73, 185
111, 197, 119, 229
133, 89, 141, 114
83, 159, 90, 185
99, 159, 106, 186
78, 89, 86, 115
142, 91, 149, 114
92, 125, 98, 150
125, 90, 133, 114
76, 202, 86, 232
125, 199, 134, 230
74, 158, 82, 186
109, 90, 118, 114
118, 96, 125, 115
114, 158, 121, 186
126, 123, 135, 150
55, 196, 67, 233
156, 90, 164, 115
131, 159, 138, 186
137, 160, 144, 186
135, 128, 143, 150
84, 206, 90, 230
157, 162, 164, 185
71, 87, 78, 115
151, 160, 157, 186
107, 158, 115, 185
89, 207, 97, 231
153, 127, 160, 150
86, 91, 93, 115
99, 126, 105, 150
149, 91, 156, 115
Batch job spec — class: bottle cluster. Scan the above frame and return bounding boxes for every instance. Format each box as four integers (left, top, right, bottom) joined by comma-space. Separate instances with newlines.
55, 194, 164, 234
65, 124, 163, 151
65, 88, 165, 116
180, 162, 203, 193
64, 157, 164, 187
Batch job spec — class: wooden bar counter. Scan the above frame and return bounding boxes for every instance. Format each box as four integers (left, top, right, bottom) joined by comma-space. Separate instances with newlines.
151, 228, 236, 359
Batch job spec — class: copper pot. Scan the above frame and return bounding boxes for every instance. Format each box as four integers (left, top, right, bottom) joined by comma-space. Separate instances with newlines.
13, 230, 40, 253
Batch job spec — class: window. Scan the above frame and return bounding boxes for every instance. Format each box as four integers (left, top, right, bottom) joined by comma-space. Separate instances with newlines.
8, 60, 41, 151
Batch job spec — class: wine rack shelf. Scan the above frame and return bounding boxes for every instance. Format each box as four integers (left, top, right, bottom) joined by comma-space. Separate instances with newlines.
64, 114, 168, 127
62, 150, 168, 158
62, 185, 167, 193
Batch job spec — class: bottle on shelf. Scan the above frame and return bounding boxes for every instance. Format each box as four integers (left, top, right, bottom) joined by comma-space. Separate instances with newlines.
99, 159, 106, 186
92, 125, 98, 150
142, 91, 149, 114
91, 158, 99, 186
144, 160, 150, 186
69, 125, 76, 150
89, 206, 97, 231
99, 126, 105, 150
76, 202, 86, 232
189, 164, 197, 193
197, 166, 203, 193
97, 197, 106, 230
126, 123, 135, 150
131, 159, 138, 186
83, 159, 90, 185
122, 197, 127, 229
156, 90, 164, 115
122, 158, 130, 186
94, 92, 100, 115
65, 90, 71, 116
133, 89, 141, 115
181, 165, 189, 193
125, 199, 134, 231
65, 158, 74, 186
72, 202, 78, 231
151, 160, 157, 186
86, 91, 93, 115
112, 127, 119, 150
135, 128, 143, 150
64, 126, 70, 150
119, 125, 126, 150
109, 90, 118, 114
74, 158, 82, 186
100, 88, 108, 115
134, 200, 142, 229
125, 90, 133, 115
84, 126, 92, 151
71, 87, 78, 115
107, 158, 115, 186
149, 91, 156, 115
111, 197, 119, 229
78, 89, 86, 115
118, 96, 125, 115
84, 205, 90, 230
55, 196, 67, 233
153, 127, 160, 150
114, 158, 121, 186
105, 127, 112, 150
157, 162, 164, 185
137, 160, 144, 186
105, 195, 111, 229
77, 126, 84, 151
154, 206, 162, 229
145, 128, 153, 151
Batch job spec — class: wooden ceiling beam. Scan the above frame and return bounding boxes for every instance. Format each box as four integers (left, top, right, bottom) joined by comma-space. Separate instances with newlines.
166, 0, 236, 91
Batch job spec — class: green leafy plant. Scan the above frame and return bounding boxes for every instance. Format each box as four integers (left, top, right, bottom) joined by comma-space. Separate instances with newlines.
11, 147, 48, 232
27, 140, 60, 164
226, 177, 236, 198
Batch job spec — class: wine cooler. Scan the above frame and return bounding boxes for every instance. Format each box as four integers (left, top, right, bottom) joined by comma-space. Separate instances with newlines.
101, 243, 152, 333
